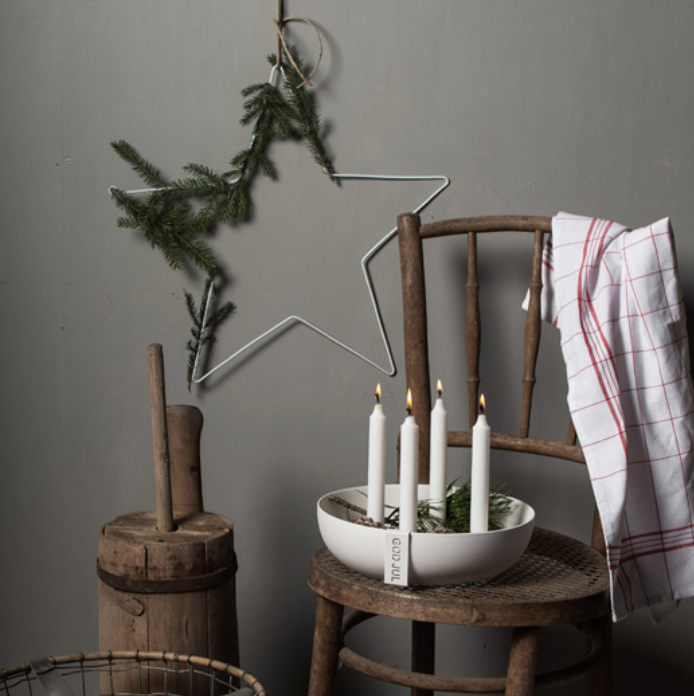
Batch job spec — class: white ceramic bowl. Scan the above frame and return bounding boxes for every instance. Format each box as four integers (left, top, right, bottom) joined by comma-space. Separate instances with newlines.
317, 484, 535, 585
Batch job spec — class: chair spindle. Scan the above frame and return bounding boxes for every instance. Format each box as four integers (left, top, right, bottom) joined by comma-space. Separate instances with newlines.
520, 229, 545, 438
397, 213, 432, 482
466, 231, 481, 430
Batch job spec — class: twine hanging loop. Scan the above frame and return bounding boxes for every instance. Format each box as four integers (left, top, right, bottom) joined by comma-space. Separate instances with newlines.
274, 1, 323, 87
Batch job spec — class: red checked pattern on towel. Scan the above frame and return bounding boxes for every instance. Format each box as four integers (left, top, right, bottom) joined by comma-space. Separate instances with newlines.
533, 212, 694, 621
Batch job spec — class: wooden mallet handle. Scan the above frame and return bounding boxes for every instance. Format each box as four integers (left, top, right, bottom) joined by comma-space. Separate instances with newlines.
147, 344, 175, 532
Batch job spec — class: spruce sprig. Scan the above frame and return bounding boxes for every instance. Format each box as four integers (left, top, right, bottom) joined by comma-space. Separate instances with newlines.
110, 44, 333, 385
385, 481, 513, 533
111, 140, 166, 189
110, 182, 218, 273
184, 275, 236, 391
277, 53, 335, 180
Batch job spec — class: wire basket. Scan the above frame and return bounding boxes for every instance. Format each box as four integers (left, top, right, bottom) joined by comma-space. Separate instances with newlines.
0, 652, 265, 696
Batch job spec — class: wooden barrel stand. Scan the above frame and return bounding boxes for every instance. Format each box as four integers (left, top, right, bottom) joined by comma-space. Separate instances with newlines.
97, 398, 239, 694
97, 512, 238, 665
97, 511, 239, 693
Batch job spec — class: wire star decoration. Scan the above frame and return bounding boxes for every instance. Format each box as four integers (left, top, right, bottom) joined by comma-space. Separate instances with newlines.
113, 60, 451, 387
187, 171, 450, 385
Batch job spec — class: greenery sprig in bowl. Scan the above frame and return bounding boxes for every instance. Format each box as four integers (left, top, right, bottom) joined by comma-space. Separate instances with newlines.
342, 480, 513, 533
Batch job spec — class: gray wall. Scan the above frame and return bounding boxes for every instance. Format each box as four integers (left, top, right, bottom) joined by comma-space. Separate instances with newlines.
2, 1, 694, 694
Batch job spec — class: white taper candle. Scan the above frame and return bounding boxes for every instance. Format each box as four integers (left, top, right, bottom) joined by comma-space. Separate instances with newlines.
399, 389, 419, 533
367, 384, 386, 523
429, 380, 447, 522
470, 394, 490, 533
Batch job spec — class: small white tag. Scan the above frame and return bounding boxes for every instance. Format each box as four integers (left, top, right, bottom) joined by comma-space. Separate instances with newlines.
384, 530, 410, 586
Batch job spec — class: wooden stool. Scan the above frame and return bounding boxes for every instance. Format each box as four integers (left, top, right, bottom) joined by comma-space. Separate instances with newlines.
308, 530, 610, 695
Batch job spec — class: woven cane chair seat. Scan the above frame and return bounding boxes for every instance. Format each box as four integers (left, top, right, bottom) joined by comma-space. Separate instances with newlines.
308, 527, 610, 627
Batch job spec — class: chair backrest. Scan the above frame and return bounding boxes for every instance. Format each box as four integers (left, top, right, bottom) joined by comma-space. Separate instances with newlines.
397, 213, 605, 551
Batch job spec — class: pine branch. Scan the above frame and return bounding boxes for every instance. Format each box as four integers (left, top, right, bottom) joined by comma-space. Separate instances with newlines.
219, 179, 250, 223
278, 50, 335, 181
185, 275, 236, 391
111, 141, 167, 189
183, 162, 230, 185
110, 40, 334, 387
240, 81, 298, 139
369, 481, 513, 533
110, 187, 149, 223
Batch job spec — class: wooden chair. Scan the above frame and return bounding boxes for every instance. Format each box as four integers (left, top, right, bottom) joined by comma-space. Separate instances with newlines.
306, 214, 612, 695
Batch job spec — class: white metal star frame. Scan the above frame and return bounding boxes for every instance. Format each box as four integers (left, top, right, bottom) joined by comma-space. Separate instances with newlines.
190, 171, 450, 383
113, 66, 450, 384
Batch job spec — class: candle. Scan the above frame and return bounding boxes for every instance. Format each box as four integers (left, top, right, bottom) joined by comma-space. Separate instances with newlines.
399, 389, 419, 533
470, 393, 490, 533
429, 379, 447, 522
367, 384, 386, 523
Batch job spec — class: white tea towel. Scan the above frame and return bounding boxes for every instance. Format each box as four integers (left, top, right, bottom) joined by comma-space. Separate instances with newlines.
531, 212, 694, 621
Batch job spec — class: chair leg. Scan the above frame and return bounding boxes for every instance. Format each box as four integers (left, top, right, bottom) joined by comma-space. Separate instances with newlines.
505, 626, 540, 696
308, 595, 344, 696
590, 615, 614, 696
411, 621, 435, 696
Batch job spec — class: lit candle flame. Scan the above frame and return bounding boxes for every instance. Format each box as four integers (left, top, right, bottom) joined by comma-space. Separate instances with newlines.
407, 388, 413, 414
375, 383, 381, 404
479, 393, 486, 414
437, 379, 443, 397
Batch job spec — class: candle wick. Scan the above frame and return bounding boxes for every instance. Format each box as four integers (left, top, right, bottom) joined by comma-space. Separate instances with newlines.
375, 392, 380, 404
479, 403, 485, 415
438, 389, 442, 398
406, 406, 412, 417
